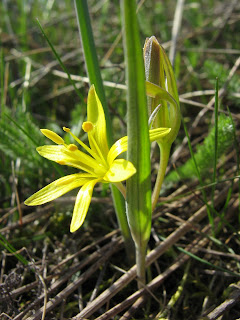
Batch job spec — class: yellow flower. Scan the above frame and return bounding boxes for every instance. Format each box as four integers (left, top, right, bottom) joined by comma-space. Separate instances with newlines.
25, 86, 170, 232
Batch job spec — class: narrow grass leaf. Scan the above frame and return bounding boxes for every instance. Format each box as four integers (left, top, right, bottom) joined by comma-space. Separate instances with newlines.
0, 234, 28, 266
73, 0, 110, 141
227, 107, 240, 223
4, 114, 64, 177
5, 113, 39, 146
182, 119, 214, 229
177, 245, 240, 278
158, 234, 240, 278
36, 19, 83, 100
211, 78, 219, 204
1, 49, 5, 109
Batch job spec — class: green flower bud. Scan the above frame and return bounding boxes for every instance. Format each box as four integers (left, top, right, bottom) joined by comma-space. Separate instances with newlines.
144, 36, 181, 144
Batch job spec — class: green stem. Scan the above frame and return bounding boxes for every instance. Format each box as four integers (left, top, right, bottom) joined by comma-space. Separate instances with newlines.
136, 244, 147, 288
111, 184, 135, 265
121, 0, 152, 283
114, 182, 126, 199
152, 142, 171, 211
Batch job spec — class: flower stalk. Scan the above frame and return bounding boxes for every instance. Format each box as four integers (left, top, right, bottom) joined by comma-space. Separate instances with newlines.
121, 0, 151, 287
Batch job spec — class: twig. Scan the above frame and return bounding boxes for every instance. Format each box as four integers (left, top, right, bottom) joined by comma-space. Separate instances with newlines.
89, 262, 108, 302
11, 160, 23, 226
209, 0, 239, 45
201, 284, 240, 320
180, 47, 240, 55
179, 97, 240, 119
169, 0, 185, 65
97, 196, 239, 320
14, 238, 122, 320
0, 205, 52, 233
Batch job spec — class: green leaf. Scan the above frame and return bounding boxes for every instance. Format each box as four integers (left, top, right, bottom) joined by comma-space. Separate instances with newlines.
0, 234, 28, 266
74, 0, 111, 141
121, 0, 152, 280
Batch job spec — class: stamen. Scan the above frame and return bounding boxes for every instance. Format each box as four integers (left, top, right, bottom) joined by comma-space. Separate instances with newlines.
82, 121, 94, 132
62, 126, 102, 163
57, 160, 66, 165
88, 133, 108, 167
68, 144, 78, 151
63, 127, 70, 132
41, 129, 64, 145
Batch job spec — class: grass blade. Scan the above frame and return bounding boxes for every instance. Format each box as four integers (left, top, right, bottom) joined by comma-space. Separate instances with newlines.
182, 119, 214, 231
73, 0, 110, 140
227, 107, 240, 223
211, 78, 219, 204
36, 19, 83, 100
0, 234, 28, 266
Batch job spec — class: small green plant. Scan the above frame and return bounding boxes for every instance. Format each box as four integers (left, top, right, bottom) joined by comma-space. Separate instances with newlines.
23, 1, 180, 287
166, 114, 234, 183
0, 107, 48, 195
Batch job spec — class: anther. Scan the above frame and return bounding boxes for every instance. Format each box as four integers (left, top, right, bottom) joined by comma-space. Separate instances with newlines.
68, 144, 78, 151
63, 127, 70, 132
57, 160, 66, 165
82, 121, 94, 133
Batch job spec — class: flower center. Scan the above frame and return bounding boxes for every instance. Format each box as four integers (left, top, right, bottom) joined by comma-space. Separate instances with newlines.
63, 126, 109, 175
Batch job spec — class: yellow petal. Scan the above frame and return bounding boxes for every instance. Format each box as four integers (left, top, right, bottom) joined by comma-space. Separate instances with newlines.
87, 86, 109, 156
70, 179, 99, 232
107, 136, 128, 165
40, 129, 64, 145
103, 159, 136, 183
149, 127, 171, 142
24, 173, 92, 206
107, 128, 171, 164
37, 145, 99, 175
